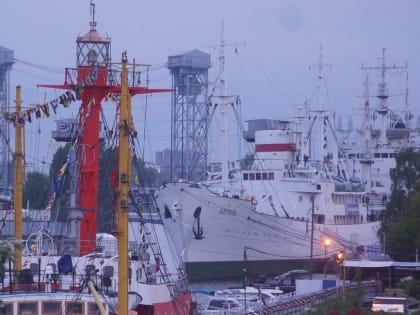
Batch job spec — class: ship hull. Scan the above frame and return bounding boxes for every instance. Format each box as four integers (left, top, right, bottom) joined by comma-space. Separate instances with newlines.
156, 182, 381, 280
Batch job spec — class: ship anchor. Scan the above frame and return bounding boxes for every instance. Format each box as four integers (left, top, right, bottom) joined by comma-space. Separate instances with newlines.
192, 207, 204, 240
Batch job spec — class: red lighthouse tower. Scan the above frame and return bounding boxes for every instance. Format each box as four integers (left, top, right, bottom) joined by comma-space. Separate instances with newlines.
39, 2, 170, 255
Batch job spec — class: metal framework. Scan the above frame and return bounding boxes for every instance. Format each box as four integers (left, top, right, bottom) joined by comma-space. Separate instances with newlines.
40, 9, 170, 256
167, 50, 211, 181
0, 46, 14, 195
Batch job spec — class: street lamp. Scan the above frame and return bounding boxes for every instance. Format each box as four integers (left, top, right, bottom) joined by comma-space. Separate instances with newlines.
323, 238, 332, 257
334, 250, 345, 296
323, 238, 332, 277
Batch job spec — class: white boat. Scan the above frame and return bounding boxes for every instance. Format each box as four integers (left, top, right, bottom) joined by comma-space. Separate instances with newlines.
194, 286, 286, 314
154, 44, 383, 280
338, 49, 420, 199
197, 295, 246, 315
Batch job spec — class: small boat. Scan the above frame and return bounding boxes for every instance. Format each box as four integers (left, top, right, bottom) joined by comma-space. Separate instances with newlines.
195, 293, 246, 315
194, 285, 285, 314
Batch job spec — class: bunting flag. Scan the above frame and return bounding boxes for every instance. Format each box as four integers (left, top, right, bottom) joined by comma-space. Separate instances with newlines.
2, 90, 78, 126
104, 92, 121, 102
3, 66, 99, 125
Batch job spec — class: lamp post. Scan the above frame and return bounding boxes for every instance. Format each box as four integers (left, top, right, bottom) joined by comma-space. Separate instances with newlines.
335, 250, 345, 296
323, 238, 331, 277
323, 238, 331, 257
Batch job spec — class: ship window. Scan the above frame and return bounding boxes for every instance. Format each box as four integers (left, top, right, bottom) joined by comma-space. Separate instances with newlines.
66, 302, 83, 315
262, 172, 268, 180
88, 302, 106, 315
374, 153, 380, 158
86, 264, 96, 276
243, 173, 248, 181
269, 172, 274, 180
136, 268, 142, 282
42, 301, 61, 315
0, 303, 12, 315
30, 263, 39, 274
103, 266, 114, 278
348, 154, 355, 158
249, 173, 255, 180
390, 153, 396, 158
314, 214, 325, 224
18, 302, 37, 315
208, 299, 241, 310
256, 173, 261, 180
381, 153, 388, 158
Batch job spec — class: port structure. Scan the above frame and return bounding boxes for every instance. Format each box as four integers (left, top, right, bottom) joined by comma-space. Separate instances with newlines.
39, 3, 170, 256
0, 46, 14, 196
167, 50, 211, 181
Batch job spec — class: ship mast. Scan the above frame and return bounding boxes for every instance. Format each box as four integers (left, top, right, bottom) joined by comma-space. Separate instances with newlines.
117, 52, 131, 315
308, 45, 336, 163
403, 70, 411, 129
360, 75, 373, 193
362, 48, 407, 145
13, 86, 24, 273
219, 21, 229, 190
317, 45, 327, 162
211, 21, 236, 191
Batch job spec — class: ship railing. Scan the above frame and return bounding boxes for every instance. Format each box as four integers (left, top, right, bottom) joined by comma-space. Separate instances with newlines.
64, 67, 143, 87
0, 268, 109, 294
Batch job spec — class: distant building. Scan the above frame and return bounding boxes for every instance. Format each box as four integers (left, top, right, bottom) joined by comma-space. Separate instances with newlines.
155, 149, 171, 179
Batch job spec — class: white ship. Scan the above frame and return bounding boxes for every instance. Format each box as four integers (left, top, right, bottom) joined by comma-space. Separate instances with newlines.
338, 48, 420, 198
155, 44, 384, 280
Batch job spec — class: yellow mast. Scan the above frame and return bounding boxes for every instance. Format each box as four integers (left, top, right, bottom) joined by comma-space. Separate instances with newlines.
14, 86, 24, 272
117, 52, 131, 315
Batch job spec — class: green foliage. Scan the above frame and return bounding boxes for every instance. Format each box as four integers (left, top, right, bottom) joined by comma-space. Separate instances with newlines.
399, 277, 420, 300
0, 242, 13, 265
305, 289, 365, 314
380, 148, 420, 261
49, 144, 71, 221
22, 172, 50, 209
46, 141, 162, 233
133, 157, 160, 187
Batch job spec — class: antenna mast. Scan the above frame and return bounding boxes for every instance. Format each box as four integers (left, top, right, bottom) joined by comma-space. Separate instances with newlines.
362, 48, 407, 145
403, 70, 411, 128
209, 21, 239, 192
90, 0, 96, 28
360, 75, 373, 193
309, 45, 332, 162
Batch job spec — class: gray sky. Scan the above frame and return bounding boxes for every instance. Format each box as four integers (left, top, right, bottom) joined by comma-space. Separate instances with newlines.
1, 0, 419, 173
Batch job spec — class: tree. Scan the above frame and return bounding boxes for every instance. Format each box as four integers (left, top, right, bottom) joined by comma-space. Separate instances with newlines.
133, 157, 160, 188
380, 148, 420, 260
385, 179, 420, 260
22, 172, 50, 209
49, 144, 71, 221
